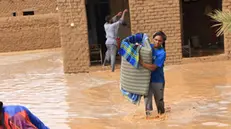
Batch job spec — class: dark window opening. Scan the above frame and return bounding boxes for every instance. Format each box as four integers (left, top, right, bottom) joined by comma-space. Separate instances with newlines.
86, 0, 131, 66
12, 12, 16, 16
23, 11, 34, 16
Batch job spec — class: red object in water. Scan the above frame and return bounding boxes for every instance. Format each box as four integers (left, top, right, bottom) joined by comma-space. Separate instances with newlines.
116, 37, 121, 49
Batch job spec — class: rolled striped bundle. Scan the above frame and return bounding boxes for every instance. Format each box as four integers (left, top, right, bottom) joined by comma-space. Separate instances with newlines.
120, 35, 152, 95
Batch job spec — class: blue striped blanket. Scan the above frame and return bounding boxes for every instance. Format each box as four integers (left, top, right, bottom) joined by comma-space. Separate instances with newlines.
120, 88, 141, 105
118, 33, 144, 68
119, 33, 150, 104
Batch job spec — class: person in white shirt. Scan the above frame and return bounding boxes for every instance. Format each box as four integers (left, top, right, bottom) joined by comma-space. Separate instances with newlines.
103, 9, 128, 72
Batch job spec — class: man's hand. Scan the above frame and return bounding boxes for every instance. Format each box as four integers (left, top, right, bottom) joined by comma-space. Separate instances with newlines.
117, 11, 122, 16
123, 9, 128, 13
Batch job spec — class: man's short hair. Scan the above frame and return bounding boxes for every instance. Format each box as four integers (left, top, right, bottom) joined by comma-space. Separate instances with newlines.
105, 15, 112, 23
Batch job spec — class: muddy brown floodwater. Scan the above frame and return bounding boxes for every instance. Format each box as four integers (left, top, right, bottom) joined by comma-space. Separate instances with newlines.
0, 49, 231, 129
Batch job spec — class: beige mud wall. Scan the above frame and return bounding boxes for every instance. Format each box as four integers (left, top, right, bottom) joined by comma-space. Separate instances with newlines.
0, 0, 58, 17
57, 0, 90, 73
128, 0, 182, 65
223, 0, 231, 58
0, 14, 60, 52
0, 0, 61, 52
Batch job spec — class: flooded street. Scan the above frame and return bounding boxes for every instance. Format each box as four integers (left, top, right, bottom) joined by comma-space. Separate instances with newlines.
1, 49, 231, 129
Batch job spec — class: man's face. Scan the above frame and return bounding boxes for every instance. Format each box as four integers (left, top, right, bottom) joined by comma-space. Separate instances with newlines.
153, 35, 164, 48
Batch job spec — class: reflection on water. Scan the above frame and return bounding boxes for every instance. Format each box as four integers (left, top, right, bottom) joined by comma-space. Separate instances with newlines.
0, 49, 231, 129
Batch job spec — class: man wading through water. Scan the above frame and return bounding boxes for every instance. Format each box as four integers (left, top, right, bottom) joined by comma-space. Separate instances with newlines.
139, 31, 170, 120
103, 9, 128, 72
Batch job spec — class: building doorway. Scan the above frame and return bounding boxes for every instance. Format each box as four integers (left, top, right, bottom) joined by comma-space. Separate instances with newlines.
85, 0, 131, 65
181, 0, 224, 58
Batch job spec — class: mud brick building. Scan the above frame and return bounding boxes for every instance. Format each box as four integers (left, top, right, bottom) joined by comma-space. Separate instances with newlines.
56, 0, 231, 73
0, 0, 61, 52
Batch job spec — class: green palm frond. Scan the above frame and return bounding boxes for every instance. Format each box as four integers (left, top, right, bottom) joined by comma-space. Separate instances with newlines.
208, 10, 231, 36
